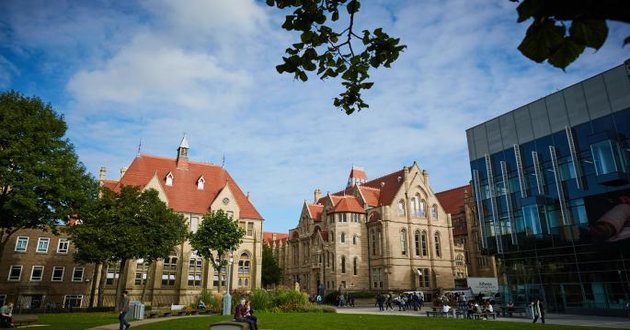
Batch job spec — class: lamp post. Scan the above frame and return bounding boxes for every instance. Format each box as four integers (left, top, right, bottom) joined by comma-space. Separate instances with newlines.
222, 251, 235, 315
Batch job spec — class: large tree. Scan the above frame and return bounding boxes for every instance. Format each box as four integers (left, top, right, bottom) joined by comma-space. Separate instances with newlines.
261, 244, 282, 288
69, 185, 188, 306
189, 210, 245, 291
267, 0, 630, 114
0, 90, 98, 262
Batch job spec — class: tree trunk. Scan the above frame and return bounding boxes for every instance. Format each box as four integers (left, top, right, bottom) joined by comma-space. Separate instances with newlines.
140, 262, 151, 303
97, 262, 107, 307
115, 259, 128, 308
88, 263, 100, 308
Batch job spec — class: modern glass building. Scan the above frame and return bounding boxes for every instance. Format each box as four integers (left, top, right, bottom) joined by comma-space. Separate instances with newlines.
466, 60, 630, 316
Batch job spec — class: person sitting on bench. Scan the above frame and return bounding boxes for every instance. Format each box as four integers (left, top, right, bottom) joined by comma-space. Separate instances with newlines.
235, 299, 257, 330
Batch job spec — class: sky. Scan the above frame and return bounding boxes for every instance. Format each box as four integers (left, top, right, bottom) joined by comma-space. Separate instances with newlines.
1, 0, 628, 233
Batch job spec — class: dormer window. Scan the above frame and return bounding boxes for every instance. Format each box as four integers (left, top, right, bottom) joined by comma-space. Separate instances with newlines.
197, 176, 205, 190
165, 172, 174, 186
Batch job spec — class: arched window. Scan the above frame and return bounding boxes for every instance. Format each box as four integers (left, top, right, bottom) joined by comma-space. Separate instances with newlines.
400, 229, 407, 255
421, 231, 428, 257
398, 200, 405, 216
330, 231, 335, 243
341, 232, 345, 243
412, 196, 420, 217
434, 232, 442, 258
420, 199, 427, 217
377, 229, 383, 256
456, 254, 464, 266
353, 257, 358, 275
238, 252, 252, 287
414, 230, 420, 256
341, 256, 346, 273
431, 204, 438, 219
352, 234, 358, 245
188, 256, 202, 287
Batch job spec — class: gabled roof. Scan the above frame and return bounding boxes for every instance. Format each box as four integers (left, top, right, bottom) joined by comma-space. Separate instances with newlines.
435, 184, 470, 215
106, 154, 263, 220
306, 203, 324, 221
357, 186, 380, 207
262, 232, 288, 246
331, 195, 364, 213
334, 168, 405, 206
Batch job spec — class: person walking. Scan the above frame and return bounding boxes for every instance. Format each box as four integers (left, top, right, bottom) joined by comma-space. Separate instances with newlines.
532, 298, 545, 324
117, 290, 131, 330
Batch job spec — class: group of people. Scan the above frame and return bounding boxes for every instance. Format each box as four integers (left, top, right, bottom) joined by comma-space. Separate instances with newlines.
375, 292, 425, 312
234, 298, 258, 330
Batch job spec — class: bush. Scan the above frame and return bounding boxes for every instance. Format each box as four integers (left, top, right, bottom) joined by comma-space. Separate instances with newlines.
250, 289, 272, 311
350, 291, 375, 299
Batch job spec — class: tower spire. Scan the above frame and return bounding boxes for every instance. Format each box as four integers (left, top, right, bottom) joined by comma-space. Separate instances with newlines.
176, 133, 189, 169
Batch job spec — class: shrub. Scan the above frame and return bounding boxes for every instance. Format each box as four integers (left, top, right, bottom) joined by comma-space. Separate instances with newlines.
250, 289, 272, 311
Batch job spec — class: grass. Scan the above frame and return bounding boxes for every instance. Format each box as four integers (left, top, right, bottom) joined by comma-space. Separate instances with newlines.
35, 311, 119, 330
129, 313, 609, 330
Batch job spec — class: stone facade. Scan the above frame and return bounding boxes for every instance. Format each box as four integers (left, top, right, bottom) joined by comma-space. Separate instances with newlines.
0, 136, 264, 308
271, 164, 461, 300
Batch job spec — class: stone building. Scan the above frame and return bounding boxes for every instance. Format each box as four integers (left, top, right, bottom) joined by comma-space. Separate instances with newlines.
435, 185, 497, 285
273, 164, 460, 300
0, 136, 264, 308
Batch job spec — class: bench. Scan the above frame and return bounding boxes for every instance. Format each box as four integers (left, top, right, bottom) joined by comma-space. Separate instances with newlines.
146, 307, 172, 318
471, 312, 497, 320
12, 314, 39, 327
426, 310, 455, 318
209, 321, 251, 330
171, 304, 186, 316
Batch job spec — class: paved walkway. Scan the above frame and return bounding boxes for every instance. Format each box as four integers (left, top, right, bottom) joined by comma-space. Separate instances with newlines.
335, 306, 630, 329
85, 307, 630, 329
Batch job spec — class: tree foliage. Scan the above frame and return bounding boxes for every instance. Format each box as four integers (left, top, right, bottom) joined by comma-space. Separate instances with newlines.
70, 186, 188, 265
514, 0, 630, 70
0, 90, 98, 261
266, 0, 406, 115
268, 1, 630, 113
261, 244, 282, 287
189, 210, 245, 273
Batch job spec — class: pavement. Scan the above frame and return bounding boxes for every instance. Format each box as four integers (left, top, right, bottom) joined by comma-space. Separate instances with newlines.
83, 306, 630, 330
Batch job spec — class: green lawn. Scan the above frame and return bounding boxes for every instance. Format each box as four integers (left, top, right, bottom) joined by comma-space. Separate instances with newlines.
35, 312, 120, 330
129, 313, 608, 330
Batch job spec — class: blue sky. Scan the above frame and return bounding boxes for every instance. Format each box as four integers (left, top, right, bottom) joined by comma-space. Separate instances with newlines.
1, 0, 628, 233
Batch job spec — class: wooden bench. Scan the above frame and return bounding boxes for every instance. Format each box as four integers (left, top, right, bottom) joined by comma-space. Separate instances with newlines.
171, 304, 186, 316
209, 320, 251, 330
146, 307, 172, 318
12, 314, 39, 327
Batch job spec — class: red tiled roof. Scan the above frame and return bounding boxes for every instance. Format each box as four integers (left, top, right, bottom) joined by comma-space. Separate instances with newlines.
262, 232, 288, 246
306, 203, 324, 221
331, 196, 364, 213
101, 180, 118, 191
435, 185, 470, 215
357, 186, 380, 207
110, 154, 263, 220
349, 167, 367, 180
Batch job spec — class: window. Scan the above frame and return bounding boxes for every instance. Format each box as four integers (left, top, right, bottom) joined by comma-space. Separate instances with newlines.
57, 238, 70, 254
165, 172, 174, 186
51, 266, 64, 282
398, 200, 405, 216
15, 236, 28, 252
370, 230, 377, 256
412, 196, 420, 217
591, 140, 623, 175
400, 229, 407, 255
418, 268, 430, 287
197, 176, 205, 190
188, 257, 202, 287
414, 230, 420, 256
30, 265, 44, 281
353, 257, 358, 276
247, 222, 254, 236
352, 234, 358, 245
352, 213, 360, 223
421, 231, 428, 257
36, 237, 50, 253
106, 263, 120, 285
420, 199, 427, 217
162, 256, 177, 286
72, 267, 84, 282
238, 253, 251, 274
456, 254, 465, 266
190, 217, 200, 233
213, 268, 226, 288
63, 295, 83, 308
431, 204, 438, 219
434, 232, 442, 258
135, 260, 149, 286
340, 232, 345, 243
341, 256, 346, 273
0, 295, 6, 307
8, 265, 22, 281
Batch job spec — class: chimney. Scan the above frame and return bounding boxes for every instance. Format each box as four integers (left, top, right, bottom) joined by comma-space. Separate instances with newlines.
422, 169, 429, 185
120, 167, 128, 178
314, 188, 321, 202
176, 134, 190, 170
99, 167, 107, 181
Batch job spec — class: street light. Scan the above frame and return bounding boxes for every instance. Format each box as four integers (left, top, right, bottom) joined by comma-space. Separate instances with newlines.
222, 250, 235, 315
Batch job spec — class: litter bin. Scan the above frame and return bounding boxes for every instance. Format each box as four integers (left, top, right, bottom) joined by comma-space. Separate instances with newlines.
129, 301, 145, 320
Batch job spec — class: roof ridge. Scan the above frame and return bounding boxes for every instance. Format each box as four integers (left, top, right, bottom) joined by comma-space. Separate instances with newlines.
140, 154, 221, 167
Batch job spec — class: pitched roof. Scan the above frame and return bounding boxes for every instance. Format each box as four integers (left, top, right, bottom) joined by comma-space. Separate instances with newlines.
331, 196, 364, 213
107, 154, 263, 220
435, 184, 470, 215
349, 166, 367, 180
306, 203, 324, 221
357, 186, 380, 207
262, 232, 288, 246
101, 180, 118, 191
335, 168, 405, 206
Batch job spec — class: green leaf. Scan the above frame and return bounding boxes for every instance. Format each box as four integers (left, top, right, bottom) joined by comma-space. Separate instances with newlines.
265, 0, 274, 6
347, 0, 360, 14
297, 71, 308, 81
332, 10, 339, 21
570, 19, 608, 50
301, 31, 314, 43
548, 37, 585, 69
518, 19, 565, 63
516, 0, 545, 23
